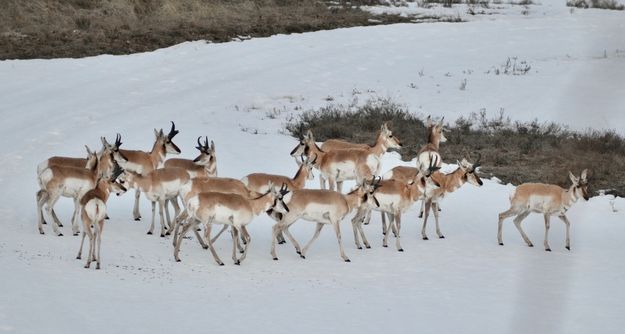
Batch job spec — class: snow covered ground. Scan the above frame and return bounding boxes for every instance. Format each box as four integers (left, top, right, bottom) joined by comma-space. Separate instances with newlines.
1, 1, 624, 333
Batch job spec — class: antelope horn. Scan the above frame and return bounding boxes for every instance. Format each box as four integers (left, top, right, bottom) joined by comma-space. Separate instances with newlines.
167, 121, 179, 139
196, 136, 203, 150
203, 136, 209, 150
115, 133, 122, 148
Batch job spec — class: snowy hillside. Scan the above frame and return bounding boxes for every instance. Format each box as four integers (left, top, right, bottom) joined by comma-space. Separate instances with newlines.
1, 1, 624, 333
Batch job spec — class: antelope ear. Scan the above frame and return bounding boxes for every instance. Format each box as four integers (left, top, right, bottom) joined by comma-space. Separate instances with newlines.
426, 115, 433, 127
100, 137, 108, 148
305, 130, 314, 140
154, 129, 160, 138
85, 145, 92, 155
210, 140, 215, 151
438, 117, 445, 127
569, 171, 578, 184
457, 160, 466, 171
581, 169, 588, 181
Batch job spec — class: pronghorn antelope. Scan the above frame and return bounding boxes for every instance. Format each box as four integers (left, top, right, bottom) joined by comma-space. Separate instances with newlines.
36, 140, 126, 236
297, 130, 399, 193
118, 167, 190, 237
173, 184, 288, 266
36, 145, 98, 176
164, 136, 217, 178
269, 182, 371, 262
76, 166, 127, 269
240, 155, 315, 245
36, 146, 97, 229
421, 155, 483, 240
497, 170, 589, 251
357, 157, 441, 251
171, 176, 262, 248
416, 116, 446, 173
113, 122, 181, 221
290, 126, 402, 191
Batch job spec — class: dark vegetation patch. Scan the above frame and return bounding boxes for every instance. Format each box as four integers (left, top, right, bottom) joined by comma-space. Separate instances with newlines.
0, 0, 427, 60
286, 98, 625, 196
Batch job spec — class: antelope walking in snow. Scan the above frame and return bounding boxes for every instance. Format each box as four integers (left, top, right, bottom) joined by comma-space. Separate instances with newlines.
497, 170, 589, 251
416, 116, 447, 217
357, 157, 441, 251
173, 184, 288, 265
36, 138, 127, 236
421, 155, 483, 240
112, 122, 181, 221
164, 136, 217, 178
289, 124, 401, 191
269, 182, 371, 262
119, 166, 190, 237
171, 176, 261, 248
76, 166, 127, 269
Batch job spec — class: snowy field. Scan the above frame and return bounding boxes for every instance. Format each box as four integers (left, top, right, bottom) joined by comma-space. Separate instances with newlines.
1, 1, 625, 333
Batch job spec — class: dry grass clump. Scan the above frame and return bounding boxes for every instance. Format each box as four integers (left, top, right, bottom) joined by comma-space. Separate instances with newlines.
0, 0, 413, 59
286, 98, 625, 197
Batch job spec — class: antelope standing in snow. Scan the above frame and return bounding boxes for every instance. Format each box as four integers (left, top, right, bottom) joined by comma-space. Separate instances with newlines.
290, 125, 402, 191
118, 167, 190, 237
357, 157, 441, 251
416, 116, 446, 173
112, 122, 181, 221
36, 138, 127, 236
173, 184, 288, 265
497, 170, 589, 251
37, 146, 98, 176
421, 155, 483, 240
164, 136, 217, 178
76, 166, 127, 269
171, 176, 261, 248
269, 182, 371, 262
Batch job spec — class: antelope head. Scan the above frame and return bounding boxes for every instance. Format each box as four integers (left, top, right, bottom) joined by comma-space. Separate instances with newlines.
426, 115, 447, 144
101, 133, 129, 164
108, 163, 128, 196
381, 122, 403, 149
154, 121, 181, 155
193, 136, 216, 165
299, 154, 316, 181
289, 128, 310, 159
270, 183, 291, 214
84, 145, 98, 170
569, 169, 589, 201
457, 153, 483, 186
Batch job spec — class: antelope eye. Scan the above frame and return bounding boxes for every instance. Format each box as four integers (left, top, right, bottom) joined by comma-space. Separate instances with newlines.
389, 135, 393, 138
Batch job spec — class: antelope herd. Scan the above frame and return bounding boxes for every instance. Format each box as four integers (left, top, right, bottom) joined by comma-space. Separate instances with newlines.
35, 118, 590, 269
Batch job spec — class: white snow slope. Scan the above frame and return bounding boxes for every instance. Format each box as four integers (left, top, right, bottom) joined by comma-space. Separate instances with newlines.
1, 2, 624, 333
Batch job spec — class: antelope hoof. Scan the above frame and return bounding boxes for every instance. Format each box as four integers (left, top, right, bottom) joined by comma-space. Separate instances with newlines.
176, 258, 181, 262
58, 233, 63, 237
160, 234, 165, 238
422, 237, 429, 241
202, 245, 209, 250
383, 244, 388, 248
105, 215, 110, 220
398, 248, 404, 252
147, 231, 153, 235
273, 257, 279, 261
344, 259, 351, 263
134, 217, 141, 221
418, 213, 423, 218
234, 261, 241, 266
42, 220, 47, 225
39, 231, 44, 235
528, 243, 534, 247
73, 232, 79, 236
96, 264, 101, 270
366, 245, 371, 249
566, 246, 571, 251
218, 262, 224, 266
358, 246, 363, 250
279, 240, 286, 245
84, 264, 90, 269
300, 255, 306, 259
76, 255, 81, 260
296, 250, 301, 255
545, 248, 551, 252
439, 235, 445, 239
58, 223, 64, 227
239, 250, 244, 254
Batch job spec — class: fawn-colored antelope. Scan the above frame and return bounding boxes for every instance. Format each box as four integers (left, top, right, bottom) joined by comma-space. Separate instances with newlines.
421, 156, 483, 240
290, 125, 401, 191
357, 157, 441, 251
76, 166, 127, 269
118, 167, 190, 237
497, 170, 589, 251
113, 122, 181, 221
36, 139, 126, 236
269, 182, 371, 262
174, 184, 288, 266
164, 136, 217, 178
